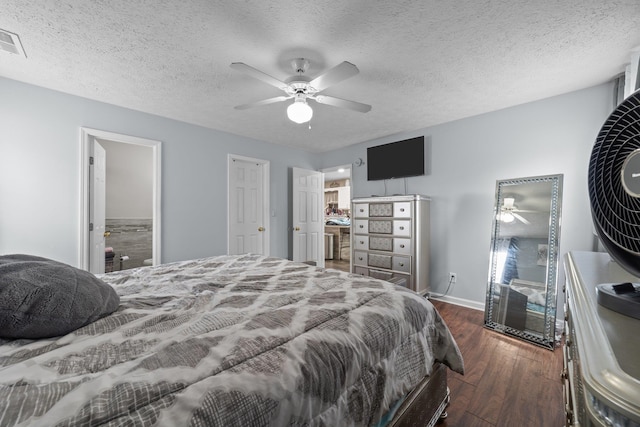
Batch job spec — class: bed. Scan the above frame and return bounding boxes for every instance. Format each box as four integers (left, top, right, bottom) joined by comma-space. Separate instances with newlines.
0, 253, 463, 426
493, 279, 547, 332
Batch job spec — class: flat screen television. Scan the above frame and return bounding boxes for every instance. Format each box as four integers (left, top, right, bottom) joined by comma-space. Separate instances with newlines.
367, 136, 424, 180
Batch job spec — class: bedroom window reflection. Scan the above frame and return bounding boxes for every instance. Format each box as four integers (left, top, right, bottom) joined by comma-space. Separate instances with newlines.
495, 238, 519, 285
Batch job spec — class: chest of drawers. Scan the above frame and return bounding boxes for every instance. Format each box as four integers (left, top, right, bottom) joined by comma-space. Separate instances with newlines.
563, 251, 640, 426
351, 195, 430, 295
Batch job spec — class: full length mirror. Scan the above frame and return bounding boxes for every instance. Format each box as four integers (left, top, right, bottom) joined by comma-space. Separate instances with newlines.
484, 174, 563, 349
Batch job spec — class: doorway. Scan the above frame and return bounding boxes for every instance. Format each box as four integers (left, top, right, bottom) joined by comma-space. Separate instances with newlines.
322, 165, 352, 272
79, 128, 162, 273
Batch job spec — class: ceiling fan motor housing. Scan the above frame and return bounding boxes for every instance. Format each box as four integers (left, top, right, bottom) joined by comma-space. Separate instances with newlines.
589, 90, 640, 277
291, 58, 310, 74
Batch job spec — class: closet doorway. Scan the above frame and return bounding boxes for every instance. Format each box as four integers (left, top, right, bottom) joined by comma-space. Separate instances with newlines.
79, 128, 161, 274
322, 164, 352, 272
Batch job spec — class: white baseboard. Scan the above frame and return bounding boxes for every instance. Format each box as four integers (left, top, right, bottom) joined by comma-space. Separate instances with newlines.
429, 294, 484, 311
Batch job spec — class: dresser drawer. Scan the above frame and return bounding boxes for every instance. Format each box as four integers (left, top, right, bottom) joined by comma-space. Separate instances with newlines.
357, 236, 410, 254
354, 235, 369, 250
393, 238, 411, 254
354, 267, 410, 288
393, 220, 411, 236
353, 203, 369, 218
392, 256, 411, 273
368, 268, 393, 281
371, 270, 409, 286
354, 251, 368, 266
368, 253, 392, 269
354, 266, 369, 276
369, 219, 393, 234
354, 219, 368, 234
369, 236, 393, 251
369, 202, 393, 217
394, 202, 411, 217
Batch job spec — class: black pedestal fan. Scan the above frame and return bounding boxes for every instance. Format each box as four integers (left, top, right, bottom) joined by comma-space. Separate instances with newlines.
589, 89, 640, 319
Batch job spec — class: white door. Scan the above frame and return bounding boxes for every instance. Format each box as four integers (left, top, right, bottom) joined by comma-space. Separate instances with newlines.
89, 142, 106, 274
228, 156, 269, 255
80, 128, 162, 272
292, 167, 324, 267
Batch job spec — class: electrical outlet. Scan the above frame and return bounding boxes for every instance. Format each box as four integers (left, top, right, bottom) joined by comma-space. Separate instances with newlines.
449, 272, 457, 283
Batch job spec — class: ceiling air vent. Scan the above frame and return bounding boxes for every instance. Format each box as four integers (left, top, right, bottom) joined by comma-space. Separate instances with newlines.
0, 29, 26, 58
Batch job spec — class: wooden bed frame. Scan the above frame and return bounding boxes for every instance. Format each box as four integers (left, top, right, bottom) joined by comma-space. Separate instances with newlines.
390, 362, 450, 427
384, 276, 452, 426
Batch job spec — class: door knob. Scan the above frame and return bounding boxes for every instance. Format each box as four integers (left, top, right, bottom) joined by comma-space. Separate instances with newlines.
104, 231, 111, 237
258, 227, 265, 232
295, 227, 300, 231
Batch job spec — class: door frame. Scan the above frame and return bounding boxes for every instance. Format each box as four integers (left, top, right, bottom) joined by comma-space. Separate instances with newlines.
321, 164, 353, 267
78, 127, 162, 270
227, 154, 270, 255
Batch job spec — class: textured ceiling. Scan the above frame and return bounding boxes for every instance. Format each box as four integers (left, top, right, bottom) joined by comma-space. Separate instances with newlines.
1, 1, 639, 152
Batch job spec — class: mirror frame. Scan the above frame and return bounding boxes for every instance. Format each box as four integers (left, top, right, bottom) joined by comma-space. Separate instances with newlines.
484, 173, 563, 349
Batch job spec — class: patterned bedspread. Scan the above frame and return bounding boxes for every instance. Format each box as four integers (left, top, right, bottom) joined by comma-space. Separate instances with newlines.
0, 254, 463, 427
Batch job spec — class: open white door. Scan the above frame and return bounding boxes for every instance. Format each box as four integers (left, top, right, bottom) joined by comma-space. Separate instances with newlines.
292, 167, 324, 267
89, 142, 106, 274
228, 155, 270, 255
79, 128, 162, 272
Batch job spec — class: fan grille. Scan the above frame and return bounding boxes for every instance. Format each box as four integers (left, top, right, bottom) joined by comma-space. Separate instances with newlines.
589, 90, 640, 275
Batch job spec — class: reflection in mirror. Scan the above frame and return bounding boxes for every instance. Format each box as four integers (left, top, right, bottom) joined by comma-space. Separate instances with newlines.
484, 174, 563, 349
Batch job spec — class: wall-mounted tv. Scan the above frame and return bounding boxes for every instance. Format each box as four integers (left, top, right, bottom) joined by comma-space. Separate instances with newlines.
367, 136, 425, 181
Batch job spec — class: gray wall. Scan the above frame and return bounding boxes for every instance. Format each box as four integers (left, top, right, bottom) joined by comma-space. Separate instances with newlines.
98, 139, 153, 219
0, 76, 615, 310
0, 77, 315, 266
320, 83, 613, 308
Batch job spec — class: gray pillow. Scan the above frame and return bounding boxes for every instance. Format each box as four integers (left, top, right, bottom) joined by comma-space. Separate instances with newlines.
0, 254, 120, 339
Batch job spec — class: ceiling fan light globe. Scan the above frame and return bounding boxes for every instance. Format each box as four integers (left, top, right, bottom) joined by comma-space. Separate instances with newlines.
287, 101, 313, 124
497, 211, 515, 223
501, 212, 515, 223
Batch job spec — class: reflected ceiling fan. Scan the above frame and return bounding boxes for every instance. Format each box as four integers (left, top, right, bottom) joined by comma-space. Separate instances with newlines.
230, 58, 372, 124
499, 197, 532, 224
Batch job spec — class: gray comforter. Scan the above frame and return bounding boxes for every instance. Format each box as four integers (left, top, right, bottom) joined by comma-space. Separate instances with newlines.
0, 254, 463, 426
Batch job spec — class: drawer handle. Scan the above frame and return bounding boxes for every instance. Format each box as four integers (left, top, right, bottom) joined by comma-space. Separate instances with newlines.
400, 244, 405, 248
359, 240, 365, 244
359, 209, 364, 212
399, 226, 405, 230
400, 208, 405, 212
399, 263, 404, 267
359, 225, 364, 229
358, 257, 364, 261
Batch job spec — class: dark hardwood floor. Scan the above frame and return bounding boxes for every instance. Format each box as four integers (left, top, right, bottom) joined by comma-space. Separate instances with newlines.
430, 300, 565, 427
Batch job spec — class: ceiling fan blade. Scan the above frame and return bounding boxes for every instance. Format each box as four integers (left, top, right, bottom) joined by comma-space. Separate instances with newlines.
230, 62, 289, 91
234, 96, 291, 110
513, 213, 531, 225
309, 61, 359, 92
313, 95, 372, 113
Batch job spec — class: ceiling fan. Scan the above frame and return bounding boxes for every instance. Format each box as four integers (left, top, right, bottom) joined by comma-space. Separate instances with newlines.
230, 58, 372, 124
498, 197, 532, 224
